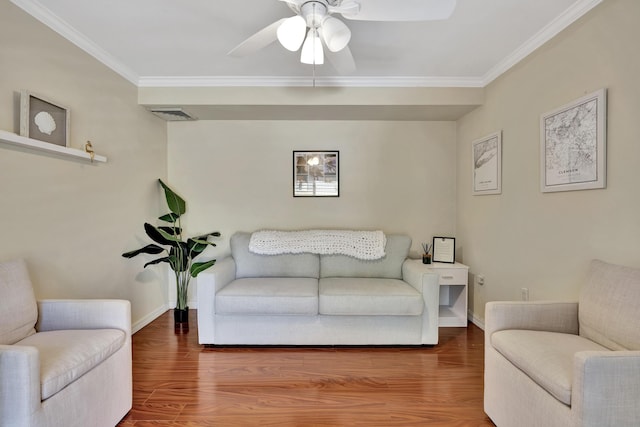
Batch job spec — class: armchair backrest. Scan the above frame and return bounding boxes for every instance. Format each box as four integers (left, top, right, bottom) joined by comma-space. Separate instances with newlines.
0, 259, 38, 345
579, 259, 640, 350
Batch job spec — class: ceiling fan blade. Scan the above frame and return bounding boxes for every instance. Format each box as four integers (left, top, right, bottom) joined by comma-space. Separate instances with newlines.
328, 1, 360, 16
341, 0, 456, 22
325, 45, 356, 74
228, 18, 287, 57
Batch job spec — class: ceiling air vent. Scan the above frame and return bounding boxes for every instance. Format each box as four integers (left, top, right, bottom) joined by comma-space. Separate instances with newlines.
148, 108, 197, 121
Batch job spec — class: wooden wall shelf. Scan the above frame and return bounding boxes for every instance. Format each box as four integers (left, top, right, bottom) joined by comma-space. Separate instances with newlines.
0, 129, 107, 163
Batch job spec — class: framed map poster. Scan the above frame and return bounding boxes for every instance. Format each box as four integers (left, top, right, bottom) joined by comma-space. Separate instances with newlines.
540, 89, 607, 193
472, 131, 502, 195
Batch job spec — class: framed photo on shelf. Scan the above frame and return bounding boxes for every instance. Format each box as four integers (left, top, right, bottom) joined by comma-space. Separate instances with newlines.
293, 151, 339, 197
20, 90, 69, 147
432, 237, 456, 264
540, 89, 607, 193
472, 131, 502, 195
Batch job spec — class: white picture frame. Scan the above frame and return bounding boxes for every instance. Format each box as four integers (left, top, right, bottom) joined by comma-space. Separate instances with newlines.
540, 89, 607, 193
20, 90, 70, 147
472, 131, 502, 195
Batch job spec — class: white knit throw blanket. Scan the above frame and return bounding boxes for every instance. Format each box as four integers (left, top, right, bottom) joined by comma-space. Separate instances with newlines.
249, 230, 386, 260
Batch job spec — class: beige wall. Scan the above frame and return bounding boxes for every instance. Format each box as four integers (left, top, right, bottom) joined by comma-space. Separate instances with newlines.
167, 120, 457, 264
457, 0, 640, 324
0, 2, 168, 329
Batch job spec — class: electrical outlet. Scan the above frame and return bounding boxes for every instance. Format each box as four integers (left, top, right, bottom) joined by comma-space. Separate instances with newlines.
521, 288, 529, 301
476, 275, 485, 286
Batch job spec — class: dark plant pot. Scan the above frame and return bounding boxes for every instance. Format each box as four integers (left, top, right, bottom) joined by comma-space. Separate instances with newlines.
422, 254, 432, 264
174, 307, 189, 333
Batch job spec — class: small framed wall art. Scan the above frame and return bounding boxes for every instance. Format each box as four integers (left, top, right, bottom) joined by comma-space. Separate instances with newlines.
540, 89, 607, 193
472, 131, 502, 195
293, 151, 339, 197
20, 90, 70, 147
432, 237, 456, 264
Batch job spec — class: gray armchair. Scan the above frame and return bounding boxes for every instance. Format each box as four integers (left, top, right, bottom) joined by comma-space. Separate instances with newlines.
484, 259, 640, 427
0, 259, 132, 427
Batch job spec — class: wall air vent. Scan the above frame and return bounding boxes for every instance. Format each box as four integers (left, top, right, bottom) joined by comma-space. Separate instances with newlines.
148, 108, 197, 121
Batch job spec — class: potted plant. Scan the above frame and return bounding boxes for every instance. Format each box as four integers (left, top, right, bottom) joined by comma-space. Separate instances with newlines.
122, 179, 220, 330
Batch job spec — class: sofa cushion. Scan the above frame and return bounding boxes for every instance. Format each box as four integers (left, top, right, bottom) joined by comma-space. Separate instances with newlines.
216, 278, 319, 315
231, 232, 320, 279
0, 259, 38, 345
579, 259, 640, 350
16, 329, 126, 400
320, 235, 411, 279
319, 277, 423, 316
491, 330, 609, 406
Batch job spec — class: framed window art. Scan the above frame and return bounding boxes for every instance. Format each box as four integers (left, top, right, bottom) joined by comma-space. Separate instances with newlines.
293, 151, 339, 197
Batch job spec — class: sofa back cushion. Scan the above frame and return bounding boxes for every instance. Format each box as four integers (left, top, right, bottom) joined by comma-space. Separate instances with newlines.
579, 259, 640, 350
320, 234, 411, 279
0, 259, 38, 345
231, 232, 320, 279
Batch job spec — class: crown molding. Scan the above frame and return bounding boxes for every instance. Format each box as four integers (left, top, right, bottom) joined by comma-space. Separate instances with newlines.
10, 0, 140, 86
137, 75, 485, 88
13, 0, 602, 90
481, 0, 603, 86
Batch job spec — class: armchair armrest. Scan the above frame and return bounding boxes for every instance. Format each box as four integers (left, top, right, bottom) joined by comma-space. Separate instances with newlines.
573, 350, 640, 425
36, 299, 131, 335
0, 345, 40, 424
485, 301, 579, 339
196, 256, 236, 344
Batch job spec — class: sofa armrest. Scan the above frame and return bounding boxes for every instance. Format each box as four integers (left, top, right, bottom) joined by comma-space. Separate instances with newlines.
36, 299, 131, 335
197, 256, 236, 344
0, 345, 41, 424
402, 259, 440, 344
573, 350, 640, 426
485, 301, 579, 339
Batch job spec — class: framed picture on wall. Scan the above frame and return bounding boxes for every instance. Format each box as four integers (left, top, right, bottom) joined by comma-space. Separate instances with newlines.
293, 151, 339, 197
472, 131, 502, 195
20, 90, 70, 147
540, 89, 607, 193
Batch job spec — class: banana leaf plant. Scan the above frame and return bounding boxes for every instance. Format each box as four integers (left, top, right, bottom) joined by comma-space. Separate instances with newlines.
122, 179, 220, 311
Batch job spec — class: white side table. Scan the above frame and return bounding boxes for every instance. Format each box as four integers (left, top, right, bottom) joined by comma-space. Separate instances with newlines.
427, 262, 469, 327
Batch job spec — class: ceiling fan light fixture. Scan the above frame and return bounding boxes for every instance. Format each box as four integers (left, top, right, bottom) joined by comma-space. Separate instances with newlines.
300, 28, 324, 65
276, 15, 306, 51
321, 16, 351, 52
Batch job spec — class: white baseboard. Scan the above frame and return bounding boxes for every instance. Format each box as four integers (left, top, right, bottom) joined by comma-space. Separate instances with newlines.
468, 310, 485, 330
132, 303, 169, 334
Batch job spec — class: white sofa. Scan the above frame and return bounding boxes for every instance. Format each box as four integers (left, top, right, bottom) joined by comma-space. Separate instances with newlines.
0, 259, 132, 427
197, 232, 440, 345
484, 259, 640, 427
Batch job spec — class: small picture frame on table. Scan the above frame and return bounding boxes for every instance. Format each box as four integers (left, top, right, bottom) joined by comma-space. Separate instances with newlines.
432, 237, 456, 264
20, 90, 69, 147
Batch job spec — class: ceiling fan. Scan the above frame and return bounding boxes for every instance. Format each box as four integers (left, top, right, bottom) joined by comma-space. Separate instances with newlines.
228, 0, 457, 73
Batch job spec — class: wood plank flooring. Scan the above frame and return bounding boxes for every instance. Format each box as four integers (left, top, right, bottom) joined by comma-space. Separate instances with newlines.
118, 310, 494, 426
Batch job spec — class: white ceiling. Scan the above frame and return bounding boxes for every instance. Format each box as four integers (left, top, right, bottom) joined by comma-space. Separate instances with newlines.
12, 0, 602, 88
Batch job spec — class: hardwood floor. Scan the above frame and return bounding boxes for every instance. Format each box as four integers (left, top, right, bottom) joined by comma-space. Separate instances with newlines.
118, 310, 494, 426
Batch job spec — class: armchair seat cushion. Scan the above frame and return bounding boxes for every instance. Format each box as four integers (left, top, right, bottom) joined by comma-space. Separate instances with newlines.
216, 278, 319, 315
319, 278, 423, 316
491, 330, 609, 405
16, 329, 126, 400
